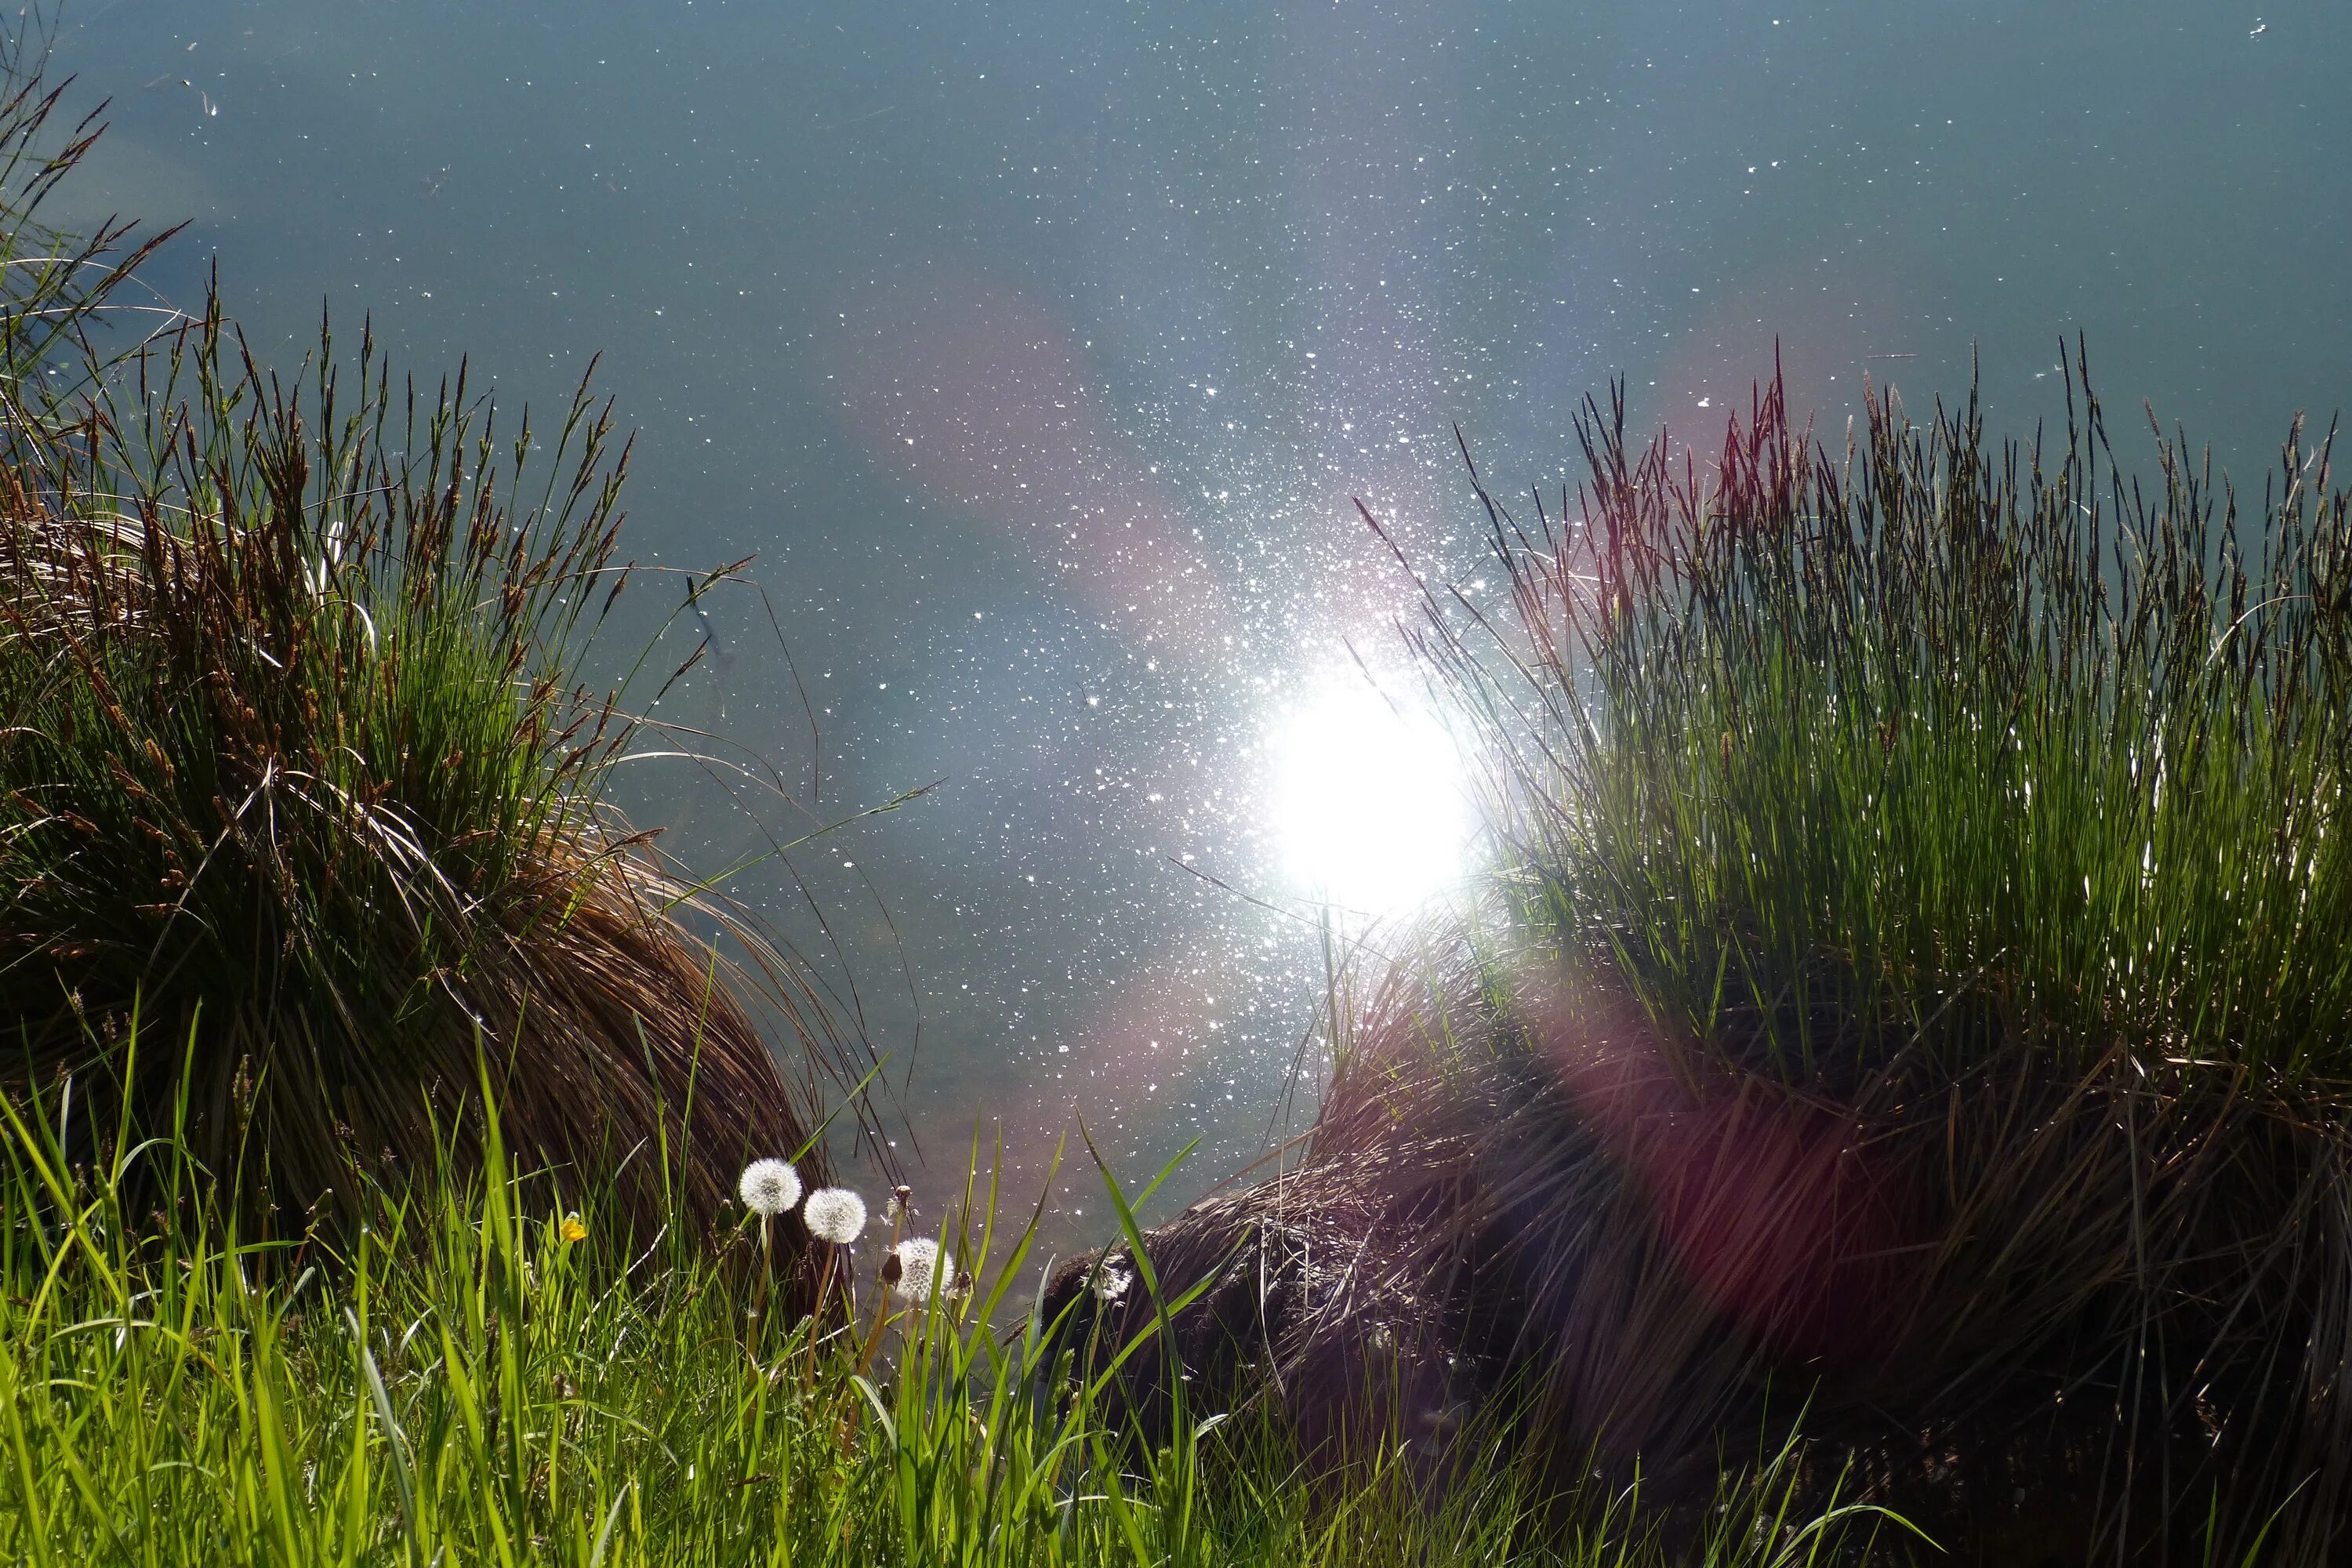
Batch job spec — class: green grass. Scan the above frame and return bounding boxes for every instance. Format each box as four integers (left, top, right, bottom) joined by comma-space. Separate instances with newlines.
1450, 366, 2352, 1087
0, 1031, 1904, 1566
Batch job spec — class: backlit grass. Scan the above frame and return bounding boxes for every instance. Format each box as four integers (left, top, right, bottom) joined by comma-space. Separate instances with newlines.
0, 1036, 1897, 1566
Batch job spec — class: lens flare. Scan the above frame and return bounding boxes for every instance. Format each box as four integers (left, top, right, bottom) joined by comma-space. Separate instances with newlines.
1265, 675, 1472, 918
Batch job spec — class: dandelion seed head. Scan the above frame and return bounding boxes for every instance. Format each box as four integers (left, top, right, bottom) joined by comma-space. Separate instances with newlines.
1094, 1257, 1133, 1303
737, 1158, 803, 1218
804, 1186, 867, 1243
891, 1237, 940, 1303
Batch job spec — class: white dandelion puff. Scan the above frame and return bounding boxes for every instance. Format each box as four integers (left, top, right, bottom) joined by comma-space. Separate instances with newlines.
1093, 1258, 1133, 1303
803, 1187, 867, 1243
736, 1158, 802, 1218
891, 1237, 941, 1304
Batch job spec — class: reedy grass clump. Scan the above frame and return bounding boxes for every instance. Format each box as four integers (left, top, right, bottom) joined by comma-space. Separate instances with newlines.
1409, 357, 2352, 1558
1454, 358, 2352, 1087
0, 1037, 1893, 1567
0, 49, 853, 1247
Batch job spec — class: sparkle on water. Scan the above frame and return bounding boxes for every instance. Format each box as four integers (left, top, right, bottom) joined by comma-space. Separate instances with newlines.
1265, 673, 1473, 920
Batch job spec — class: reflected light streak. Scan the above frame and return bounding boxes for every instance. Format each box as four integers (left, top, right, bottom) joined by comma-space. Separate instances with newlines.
822, 270, 1229, 659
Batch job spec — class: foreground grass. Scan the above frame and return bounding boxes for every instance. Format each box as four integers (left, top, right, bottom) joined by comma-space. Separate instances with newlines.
0, 1045, 1899, 1566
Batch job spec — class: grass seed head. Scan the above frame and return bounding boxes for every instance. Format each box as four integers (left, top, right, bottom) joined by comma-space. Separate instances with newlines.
803, 1187, 866, 1244
738, 1158, 804, 1218
890, 1237, 939, 1303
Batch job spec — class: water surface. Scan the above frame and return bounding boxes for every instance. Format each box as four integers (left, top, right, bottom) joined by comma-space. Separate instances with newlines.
49, 0, 2351, 1226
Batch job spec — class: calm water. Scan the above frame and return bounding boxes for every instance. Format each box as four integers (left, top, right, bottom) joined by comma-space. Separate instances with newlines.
50, 0, 2350, 1227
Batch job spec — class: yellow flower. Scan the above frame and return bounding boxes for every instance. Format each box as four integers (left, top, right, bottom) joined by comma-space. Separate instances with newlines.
561, 1213, 588, 1244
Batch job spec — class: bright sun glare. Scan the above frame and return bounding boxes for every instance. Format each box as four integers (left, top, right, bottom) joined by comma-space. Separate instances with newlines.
1265, 675, 1473, 919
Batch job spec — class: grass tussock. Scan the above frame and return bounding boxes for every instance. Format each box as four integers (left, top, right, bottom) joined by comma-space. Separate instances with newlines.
1064, 359, 2352, 1563
1449, 360, 2352, 1557
1468, 359, 2352, 1086
0, 49, 851, 1251
0, 1038, 1905, 1567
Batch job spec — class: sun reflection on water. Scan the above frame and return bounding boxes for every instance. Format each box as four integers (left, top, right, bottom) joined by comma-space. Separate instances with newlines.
1264, 671, 1475, 921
